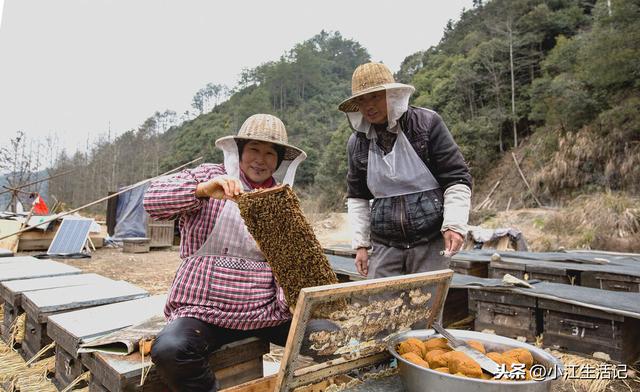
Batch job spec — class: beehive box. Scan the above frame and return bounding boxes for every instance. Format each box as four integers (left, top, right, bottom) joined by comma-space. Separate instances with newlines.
0, 257, 81, 343
20, 280, 148, 359
539, 297, 640, 363
147, 220, 175, 248
47, 295, 166, 389
581, 271, 640, 292
469, 289, 539, 342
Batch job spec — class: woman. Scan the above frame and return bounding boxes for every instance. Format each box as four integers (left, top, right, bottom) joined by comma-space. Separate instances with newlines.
143, 114, 306, 392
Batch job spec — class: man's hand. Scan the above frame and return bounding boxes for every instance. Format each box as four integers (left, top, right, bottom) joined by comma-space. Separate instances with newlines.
195, 176, 243, 200
443, 230, 464, 256
355, 247, 369, 276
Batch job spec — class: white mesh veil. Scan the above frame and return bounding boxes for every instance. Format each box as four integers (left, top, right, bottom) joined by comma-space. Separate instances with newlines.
216, 138, 306, 189
345, 85, 415, 139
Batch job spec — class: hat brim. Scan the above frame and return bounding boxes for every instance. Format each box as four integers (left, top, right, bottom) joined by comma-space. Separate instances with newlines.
215, 135, 305, 161
338, 83, 415, 112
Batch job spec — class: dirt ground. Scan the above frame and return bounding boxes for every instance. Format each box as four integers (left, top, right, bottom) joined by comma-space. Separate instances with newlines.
51, 246, 182, 295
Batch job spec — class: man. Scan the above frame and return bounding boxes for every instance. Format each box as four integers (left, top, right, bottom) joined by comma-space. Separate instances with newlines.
339, 62, 472, 278
143, 114, 306, 391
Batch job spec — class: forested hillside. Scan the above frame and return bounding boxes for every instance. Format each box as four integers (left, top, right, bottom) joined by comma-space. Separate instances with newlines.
44, 0, 639, 215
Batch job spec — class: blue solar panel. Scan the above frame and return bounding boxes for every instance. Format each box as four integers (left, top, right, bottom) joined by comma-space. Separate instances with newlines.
48, 218, 94, 255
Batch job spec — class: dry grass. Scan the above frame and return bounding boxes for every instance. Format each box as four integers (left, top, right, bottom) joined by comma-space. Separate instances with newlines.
480, 193, 640, 252
0, 342, 56, 392
531, 127, 640, 198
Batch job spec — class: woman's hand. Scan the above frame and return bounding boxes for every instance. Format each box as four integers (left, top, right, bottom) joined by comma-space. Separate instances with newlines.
195, 176, 244, 200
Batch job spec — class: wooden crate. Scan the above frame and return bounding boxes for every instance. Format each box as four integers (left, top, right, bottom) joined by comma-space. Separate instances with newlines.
147, 219, 174, 248
83, 337, 269, 392
581, 271, 640, 293
20, 280, 148, 360
539, 298, 640, 363
470, 289, 539, 341
122, 238, 150, 253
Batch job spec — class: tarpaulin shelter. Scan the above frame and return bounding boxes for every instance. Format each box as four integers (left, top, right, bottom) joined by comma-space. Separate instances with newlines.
107, 184, 174, 247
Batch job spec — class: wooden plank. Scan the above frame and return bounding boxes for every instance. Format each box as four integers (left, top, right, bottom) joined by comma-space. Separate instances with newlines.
210, 338, 269, 371
322, 246, 357, 258
0, 273, 113, 308
290, 352, 390, 389
220, 375, 277, 392
0, 259, 81, 282
47, 295, 167, 357
21, 280, 149, 322
216, 358, 264, 390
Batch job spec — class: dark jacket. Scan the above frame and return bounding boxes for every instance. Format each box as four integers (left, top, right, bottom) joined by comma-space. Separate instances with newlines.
346, 106, 472, 248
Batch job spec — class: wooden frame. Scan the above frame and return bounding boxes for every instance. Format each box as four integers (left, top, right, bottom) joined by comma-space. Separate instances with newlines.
274, 269, 453, 391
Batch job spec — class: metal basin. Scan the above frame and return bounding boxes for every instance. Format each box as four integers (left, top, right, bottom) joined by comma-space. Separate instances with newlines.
388, 329, 563, 392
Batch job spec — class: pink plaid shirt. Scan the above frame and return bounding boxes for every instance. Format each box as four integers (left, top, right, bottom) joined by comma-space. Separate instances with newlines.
143, 163, 291, 330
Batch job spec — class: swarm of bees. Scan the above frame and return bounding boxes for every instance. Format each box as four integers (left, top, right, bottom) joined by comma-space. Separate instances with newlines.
238, 185, 340, 310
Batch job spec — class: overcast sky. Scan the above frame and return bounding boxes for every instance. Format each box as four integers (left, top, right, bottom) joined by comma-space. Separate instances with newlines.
0, 0, 473, 158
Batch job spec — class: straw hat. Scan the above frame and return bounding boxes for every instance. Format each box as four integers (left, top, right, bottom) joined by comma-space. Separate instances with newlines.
338, 62, 415, 112
215, 114, 304, 160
